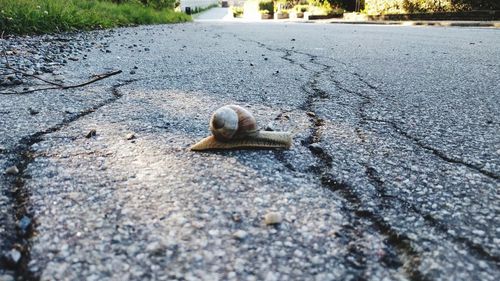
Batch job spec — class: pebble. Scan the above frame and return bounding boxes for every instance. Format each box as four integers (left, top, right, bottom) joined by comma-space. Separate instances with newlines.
232, 212, 242, 222
18, 216, 32, 235
126, 133, 135, 140
306, 111, 316, 117
130, 70, 136, 75
0, 146, 6, 153
145, 241, 164, 253
264, 212, 283, 225
472, 229, 485, 236
12, 78, 23, 85
28, 108, 39, 115
0, 274, 15, 281
85, 129, 97, 138
0, 78, 13, 86
5, 249, 22, 265
233, 230, 248, 240
40, 66, 53, 73
308, 143, 324, 154
4, 166, 19, 175
265, 123, 275, 131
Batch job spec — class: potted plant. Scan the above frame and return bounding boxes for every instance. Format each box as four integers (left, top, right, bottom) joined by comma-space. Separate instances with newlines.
290, 4, 307, 19
274, 9, 289, 19
260, 9, 272, 19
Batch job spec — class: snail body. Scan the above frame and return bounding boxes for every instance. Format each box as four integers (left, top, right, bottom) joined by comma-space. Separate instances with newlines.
191, 105, 292, 151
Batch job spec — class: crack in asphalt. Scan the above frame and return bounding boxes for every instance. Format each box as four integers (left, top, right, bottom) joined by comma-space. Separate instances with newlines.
298, 60, 430, 281
329, 70, 500, 264
235, 35, 499, 277
0, 79, 136, 280
232, 36, 431, 280
323, 56, 500, 263
365, 165, 500, 265
363, 118, 499, 180
326, 62, 500, 264
318, 66, 500, 263
289, 50, 498, 179
301, 56, 419, 279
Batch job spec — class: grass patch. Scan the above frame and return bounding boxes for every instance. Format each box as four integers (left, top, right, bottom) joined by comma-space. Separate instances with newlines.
191, 3, 219, 15
0, 0, 191, 35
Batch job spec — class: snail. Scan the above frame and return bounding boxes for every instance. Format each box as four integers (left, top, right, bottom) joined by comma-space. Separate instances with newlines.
190, 105, 293, 151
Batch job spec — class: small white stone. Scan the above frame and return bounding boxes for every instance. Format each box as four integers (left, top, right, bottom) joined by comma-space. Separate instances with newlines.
293, 249, 303, 257
4, 166, 19, 175
7, 249, 21, 264
191, 221, 205, 229
146, 241, 164, 253
233, 230, 248, 240
478, 260, 488, 269
472, 229, 485, 236
126, 133, 135, 140
264, 212, 283, 225
0, 274, 15, 281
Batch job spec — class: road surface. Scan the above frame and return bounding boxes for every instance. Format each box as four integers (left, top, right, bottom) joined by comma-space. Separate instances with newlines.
1, 20, 499, 281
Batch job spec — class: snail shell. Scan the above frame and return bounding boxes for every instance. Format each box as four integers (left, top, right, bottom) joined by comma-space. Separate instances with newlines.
210, 105, 257, 141
191, 105, 293, 151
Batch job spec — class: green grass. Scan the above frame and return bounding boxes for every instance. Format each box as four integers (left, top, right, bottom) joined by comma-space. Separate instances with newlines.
191, 3, 219, 15
0, 0, 191, 35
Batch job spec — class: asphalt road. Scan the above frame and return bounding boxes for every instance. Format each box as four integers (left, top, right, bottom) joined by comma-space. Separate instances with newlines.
0, 21, 499, 281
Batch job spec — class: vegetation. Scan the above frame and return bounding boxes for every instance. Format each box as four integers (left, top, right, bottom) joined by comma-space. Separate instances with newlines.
231, 6, 244, 17
294, 5, 309, 12
306, 0, 346, 15
191, 3, 219, 15
0, 0, 191, 35
111, 0, 175, 10
259, 0, 275, 15
363, 0, 500, 14
241, 0, 343, 18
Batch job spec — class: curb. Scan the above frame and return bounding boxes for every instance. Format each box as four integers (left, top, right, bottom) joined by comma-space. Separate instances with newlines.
324, 20, 500, 28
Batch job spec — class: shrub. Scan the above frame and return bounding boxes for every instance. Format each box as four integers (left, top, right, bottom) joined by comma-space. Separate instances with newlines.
364, 0, 499, 14
259, 0, 274, 14
138, 0, 176, 10
308, 0, 334, 14
453, 0, 499, 10
231, 6, 244, 17
294, 4, 309, 12
109, 0, 174, 9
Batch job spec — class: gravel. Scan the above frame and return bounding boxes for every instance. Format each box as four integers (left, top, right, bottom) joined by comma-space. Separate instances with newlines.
1, 33, 90, 87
